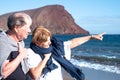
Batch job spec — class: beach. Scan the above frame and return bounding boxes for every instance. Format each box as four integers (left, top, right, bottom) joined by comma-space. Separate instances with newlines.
63, 67, 120, 80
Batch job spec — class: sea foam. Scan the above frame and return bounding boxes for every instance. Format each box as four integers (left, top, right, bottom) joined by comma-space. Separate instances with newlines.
70, 59, 120, 74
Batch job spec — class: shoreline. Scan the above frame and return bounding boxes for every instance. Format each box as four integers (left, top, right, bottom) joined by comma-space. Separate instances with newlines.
63, 67, 120, 80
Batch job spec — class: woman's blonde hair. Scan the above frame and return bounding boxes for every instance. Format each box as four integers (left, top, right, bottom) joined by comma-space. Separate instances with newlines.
32, 26, 52, 44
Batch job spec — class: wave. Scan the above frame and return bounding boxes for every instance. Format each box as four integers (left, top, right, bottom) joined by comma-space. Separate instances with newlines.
72, 46, 120, 59
70, 59, 120, 74
100, 55, 117, 59
72, 55, 120, 66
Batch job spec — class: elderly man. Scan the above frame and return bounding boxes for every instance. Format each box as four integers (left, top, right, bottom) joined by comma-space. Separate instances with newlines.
0, 12, 32, 80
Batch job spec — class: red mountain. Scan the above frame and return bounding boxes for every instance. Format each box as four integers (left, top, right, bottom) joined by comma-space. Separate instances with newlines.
0, 5, 89, 34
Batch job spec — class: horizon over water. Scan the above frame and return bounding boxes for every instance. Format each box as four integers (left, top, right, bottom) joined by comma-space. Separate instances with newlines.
24, 34, 120, 74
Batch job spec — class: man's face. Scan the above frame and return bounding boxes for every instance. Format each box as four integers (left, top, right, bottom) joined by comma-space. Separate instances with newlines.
15, 20, 31, 41
18, 25, 31, 39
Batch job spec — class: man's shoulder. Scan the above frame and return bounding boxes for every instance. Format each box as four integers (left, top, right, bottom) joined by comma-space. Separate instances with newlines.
0, 28, 3, 32
0, 31, 7, 42
0, 31, 9, 48
0, 31, 6, 37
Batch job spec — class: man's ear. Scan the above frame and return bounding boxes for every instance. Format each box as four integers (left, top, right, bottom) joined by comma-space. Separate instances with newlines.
13, 25, 20, 33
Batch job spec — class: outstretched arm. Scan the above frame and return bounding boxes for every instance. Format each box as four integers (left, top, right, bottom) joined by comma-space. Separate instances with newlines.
70, 32, 105, 49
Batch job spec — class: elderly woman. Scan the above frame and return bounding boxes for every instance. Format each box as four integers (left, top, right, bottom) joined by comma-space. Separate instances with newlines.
25, 26, 105, 80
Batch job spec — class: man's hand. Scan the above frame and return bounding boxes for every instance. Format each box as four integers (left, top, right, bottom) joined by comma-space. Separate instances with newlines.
18, 42, 27, 59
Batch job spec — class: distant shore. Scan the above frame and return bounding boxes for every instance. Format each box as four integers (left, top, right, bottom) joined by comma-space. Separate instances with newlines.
63, 67, 120, 80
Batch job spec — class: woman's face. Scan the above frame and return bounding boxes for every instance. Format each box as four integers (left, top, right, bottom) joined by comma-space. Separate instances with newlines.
41, 36, 51, 48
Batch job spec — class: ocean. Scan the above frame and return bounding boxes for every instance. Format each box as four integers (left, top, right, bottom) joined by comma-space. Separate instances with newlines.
24, 34, 120, 74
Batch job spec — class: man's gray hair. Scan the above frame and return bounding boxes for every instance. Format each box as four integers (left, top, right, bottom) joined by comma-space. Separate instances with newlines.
7, 12, 32, 30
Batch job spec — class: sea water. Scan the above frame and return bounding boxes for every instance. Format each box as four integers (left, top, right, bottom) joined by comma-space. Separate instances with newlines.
24, 34, 120, 74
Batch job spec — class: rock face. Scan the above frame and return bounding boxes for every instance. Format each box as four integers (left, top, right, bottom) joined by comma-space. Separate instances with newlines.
0, 5, 89, 34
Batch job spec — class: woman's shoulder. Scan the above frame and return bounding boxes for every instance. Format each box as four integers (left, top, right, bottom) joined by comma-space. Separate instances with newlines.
26, 48, 42, 68
27, 48, 41, 59
27, 48, 34, 53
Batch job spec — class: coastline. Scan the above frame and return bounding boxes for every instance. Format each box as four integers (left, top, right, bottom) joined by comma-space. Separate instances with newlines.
63, 67, 120, 80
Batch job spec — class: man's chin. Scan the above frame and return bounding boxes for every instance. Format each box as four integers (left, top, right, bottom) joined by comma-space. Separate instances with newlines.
22, 37, 27, 41
24, 36, 28, 39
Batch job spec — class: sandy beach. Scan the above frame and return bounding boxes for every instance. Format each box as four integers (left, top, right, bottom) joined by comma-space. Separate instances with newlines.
63, 67, 120, 80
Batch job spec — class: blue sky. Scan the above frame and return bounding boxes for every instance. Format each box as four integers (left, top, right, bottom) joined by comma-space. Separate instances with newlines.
0, 0, 120, 34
